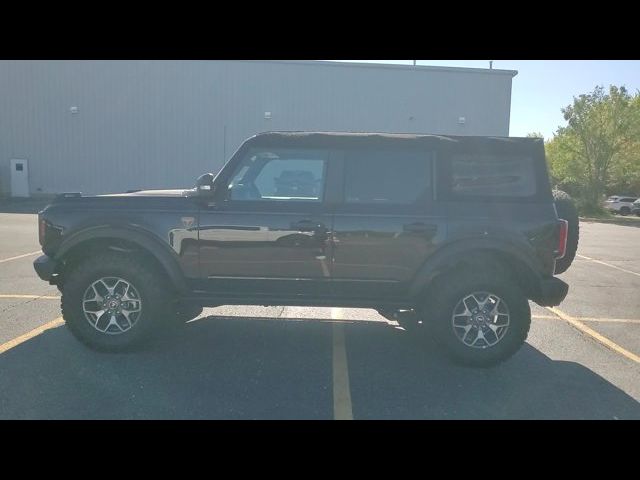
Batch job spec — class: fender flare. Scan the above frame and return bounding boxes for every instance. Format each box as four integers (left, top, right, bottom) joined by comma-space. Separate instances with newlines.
55, 225, 189, 294
408, 237, 543, 299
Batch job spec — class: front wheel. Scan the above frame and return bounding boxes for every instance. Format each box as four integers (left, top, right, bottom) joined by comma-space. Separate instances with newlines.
61, 252, 171, 352
620, 207, 630, 216
428, 273, 531, 367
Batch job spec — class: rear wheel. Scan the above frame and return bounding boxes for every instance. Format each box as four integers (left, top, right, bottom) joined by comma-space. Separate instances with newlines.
61, 252, 171, 351
553, 189, 579, 274
428, 272, 531, 367
620, 206, 630, 216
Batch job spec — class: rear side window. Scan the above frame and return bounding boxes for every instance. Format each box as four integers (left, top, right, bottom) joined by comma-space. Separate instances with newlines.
344, 150, 431, 205
451, 153, 536, 198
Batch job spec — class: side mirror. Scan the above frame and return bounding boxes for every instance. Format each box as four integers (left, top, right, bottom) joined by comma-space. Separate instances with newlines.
195, 173, 215, 195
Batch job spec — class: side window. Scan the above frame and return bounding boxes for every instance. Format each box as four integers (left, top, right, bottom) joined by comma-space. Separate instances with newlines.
228, 149, 327, 202
343, 150, 431, 205
451, 153, 536, 198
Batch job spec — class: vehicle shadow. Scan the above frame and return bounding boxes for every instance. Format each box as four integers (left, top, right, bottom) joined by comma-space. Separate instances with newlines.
0, 315, 638, 419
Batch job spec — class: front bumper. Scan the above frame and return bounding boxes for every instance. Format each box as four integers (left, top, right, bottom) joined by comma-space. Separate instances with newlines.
33, 255, 59, 283
534, 277, 569, 306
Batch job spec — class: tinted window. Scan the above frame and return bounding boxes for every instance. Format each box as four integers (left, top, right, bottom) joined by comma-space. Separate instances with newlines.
451, 153, 536, 197
344, 150, 431, 205
621, 198, 637, 203
228, 149, 326, 202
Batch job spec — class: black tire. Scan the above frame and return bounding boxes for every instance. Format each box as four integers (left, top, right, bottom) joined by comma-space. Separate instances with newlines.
619, 207, 630, 216
428, 272, 531, 367
553, 189, 579, 274
61, 252, 171, 352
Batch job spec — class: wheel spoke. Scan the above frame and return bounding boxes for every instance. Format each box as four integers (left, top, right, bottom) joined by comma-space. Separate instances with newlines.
113, 280, 125, 295
106, 314, 124, 332
453, 313, 472, 326
491, 314, 510, 327
462, 295, 478, 313
470, 328, 486, 346
460, 325, 474, 343
87, 284, 103, 303
100, 279, 115, 296
471, 293, 485, 309
487, 323, 504, 334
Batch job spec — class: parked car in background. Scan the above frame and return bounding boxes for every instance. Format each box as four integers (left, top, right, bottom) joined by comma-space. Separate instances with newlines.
632, 199, 640, 217
603, 196, 638, 215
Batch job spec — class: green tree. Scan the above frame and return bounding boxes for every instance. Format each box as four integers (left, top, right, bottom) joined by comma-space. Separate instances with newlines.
548, 86, 640, 209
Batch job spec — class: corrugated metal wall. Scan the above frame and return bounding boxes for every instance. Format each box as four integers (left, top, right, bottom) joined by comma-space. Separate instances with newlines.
0, 60, 516, 196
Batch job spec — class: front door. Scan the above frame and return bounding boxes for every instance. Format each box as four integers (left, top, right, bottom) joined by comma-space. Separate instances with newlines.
197, 147, 334, 298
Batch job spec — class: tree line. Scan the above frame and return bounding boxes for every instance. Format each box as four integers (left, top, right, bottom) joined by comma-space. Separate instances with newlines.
529, 85, 640, 214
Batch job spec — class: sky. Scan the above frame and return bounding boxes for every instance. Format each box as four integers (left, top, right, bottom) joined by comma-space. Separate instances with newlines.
333, 60, 640, 139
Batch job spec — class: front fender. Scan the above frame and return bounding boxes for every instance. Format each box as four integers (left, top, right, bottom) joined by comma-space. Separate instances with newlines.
55, 225, 189, 294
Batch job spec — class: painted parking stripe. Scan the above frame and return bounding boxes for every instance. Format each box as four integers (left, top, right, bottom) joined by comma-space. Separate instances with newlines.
0, 250, 41, 264
0, 294, 60, 300
332, 308, 353, 420
533, 314, 640, 324
0, 317, 65, 355
547, 307, 640, 364
577, 254, 640, 278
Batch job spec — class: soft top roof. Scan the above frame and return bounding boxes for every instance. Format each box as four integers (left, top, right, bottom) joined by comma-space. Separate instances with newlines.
245, 131, 543, 151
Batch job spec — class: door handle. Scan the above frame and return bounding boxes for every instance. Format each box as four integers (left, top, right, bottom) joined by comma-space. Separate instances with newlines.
403, 222, 436, 234
291, 220, 325, 232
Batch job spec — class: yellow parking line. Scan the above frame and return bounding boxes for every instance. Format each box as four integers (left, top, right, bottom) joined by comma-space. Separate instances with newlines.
576, 317, 640, 324
547, 307, 640, 364
0, 294, 60, 300
577, 254, 640, 278
332, 308, 353, 420
0, 317, 65, 355
0, 250, 41, 264
533, 314, 640, 324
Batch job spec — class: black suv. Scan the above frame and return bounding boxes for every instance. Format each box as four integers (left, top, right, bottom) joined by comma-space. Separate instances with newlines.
34, 132, 570, 366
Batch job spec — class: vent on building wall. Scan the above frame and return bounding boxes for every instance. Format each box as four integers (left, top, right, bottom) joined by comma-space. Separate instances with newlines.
458, 116, 466, 125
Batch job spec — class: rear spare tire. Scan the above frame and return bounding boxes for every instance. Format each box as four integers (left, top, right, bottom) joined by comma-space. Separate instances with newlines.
552, 189, 579, 274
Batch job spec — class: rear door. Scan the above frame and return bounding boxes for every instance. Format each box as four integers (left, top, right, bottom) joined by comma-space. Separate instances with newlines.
329, 147, 446, 301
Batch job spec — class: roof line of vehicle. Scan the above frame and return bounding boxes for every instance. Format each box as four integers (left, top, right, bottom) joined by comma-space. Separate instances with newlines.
249, 131, 537, 141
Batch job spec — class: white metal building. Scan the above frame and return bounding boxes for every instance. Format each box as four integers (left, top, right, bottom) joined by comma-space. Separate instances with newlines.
0, 60, 517, 196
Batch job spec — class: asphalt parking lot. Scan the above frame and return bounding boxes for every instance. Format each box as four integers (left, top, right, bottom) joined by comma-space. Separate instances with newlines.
0, 212, 639, 419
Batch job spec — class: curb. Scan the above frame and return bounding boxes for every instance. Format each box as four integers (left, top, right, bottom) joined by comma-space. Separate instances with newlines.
580, 216, 640, 227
